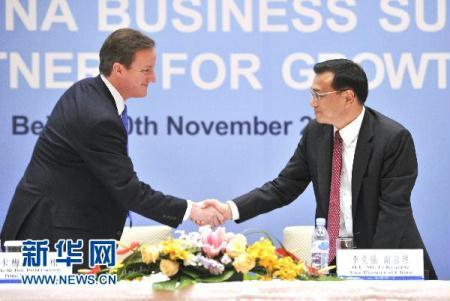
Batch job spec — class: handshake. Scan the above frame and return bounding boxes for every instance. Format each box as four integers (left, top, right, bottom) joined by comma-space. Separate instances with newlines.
189, 199, 232, 227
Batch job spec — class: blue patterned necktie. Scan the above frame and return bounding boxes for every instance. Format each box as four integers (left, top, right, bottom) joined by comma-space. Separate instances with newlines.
121, 105, 132, 227
121, 105, 129, 139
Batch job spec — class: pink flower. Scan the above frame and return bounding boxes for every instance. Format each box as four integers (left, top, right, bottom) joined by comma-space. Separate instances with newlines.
202, 227, 228, 258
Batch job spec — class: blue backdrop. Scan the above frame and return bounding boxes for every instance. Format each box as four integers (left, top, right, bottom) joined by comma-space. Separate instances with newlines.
0, 0, 449, 279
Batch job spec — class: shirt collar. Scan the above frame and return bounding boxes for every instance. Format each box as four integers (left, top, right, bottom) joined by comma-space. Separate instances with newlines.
334, 106, 365, 147
100, 74, 125, 115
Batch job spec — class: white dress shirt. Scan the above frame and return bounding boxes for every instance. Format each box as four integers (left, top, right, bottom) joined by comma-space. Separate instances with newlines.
100, 74, 125, 115
335, 106, 365, 237
228, 107, 366, 238
100, 75, 192, 221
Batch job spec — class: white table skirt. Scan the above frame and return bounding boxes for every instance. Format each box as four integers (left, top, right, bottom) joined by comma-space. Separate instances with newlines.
1, 277, 449, 301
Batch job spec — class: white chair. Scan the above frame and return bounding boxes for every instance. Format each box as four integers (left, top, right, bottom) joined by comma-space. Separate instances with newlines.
283, 226, 314, 264
119, 225, 173, 246
117, 225, 173, 263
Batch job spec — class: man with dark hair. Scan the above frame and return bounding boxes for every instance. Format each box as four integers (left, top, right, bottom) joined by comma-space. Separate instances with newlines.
0, 28, 221, 262
205, 58, 437, 279
99, 28, 155, 76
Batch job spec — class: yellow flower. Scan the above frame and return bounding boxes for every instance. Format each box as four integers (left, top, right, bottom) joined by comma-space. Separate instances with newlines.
159, 259, 180, 277
159, 239, 190, 261
140, 244, 159, 264
259, 252, 278, 272
226, 234, 247, 258
232, 253, 255, 274
247, 239, 275, 258
247, 239, 278, 272
273, 257, 302, 280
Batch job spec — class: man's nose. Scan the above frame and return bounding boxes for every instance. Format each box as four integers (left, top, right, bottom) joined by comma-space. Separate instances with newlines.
148, 72, 156, 83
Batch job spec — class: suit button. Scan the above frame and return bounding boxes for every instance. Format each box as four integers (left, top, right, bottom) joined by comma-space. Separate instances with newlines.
116, 231, 122, 237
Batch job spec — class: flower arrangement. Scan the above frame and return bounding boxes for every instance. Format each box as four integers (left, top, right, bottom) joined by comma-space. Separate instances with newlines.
98, 226, 333, 291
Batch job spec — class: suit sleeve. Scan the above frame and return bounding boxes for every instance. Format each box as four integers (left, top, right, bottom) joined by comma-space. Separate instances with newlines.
76, 118, 187, 228
233, 125, 312, 223
371, 129, 417, 248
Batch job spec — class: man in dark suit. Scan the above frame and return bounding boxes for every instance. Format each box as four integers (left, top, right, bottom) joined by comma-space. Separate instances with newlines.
0, 28, 222, 260
204, 59, 437, 279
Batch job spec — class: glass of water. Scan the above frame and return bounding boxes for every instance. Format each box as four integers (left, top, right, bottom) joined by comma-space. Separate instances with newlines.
336, 237, 355, 250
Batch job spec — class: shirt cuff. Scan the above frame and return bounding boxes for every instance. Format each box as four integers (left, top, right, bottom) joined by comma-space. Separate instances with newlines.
182, 200, 193, 221
226, 200, 240, 221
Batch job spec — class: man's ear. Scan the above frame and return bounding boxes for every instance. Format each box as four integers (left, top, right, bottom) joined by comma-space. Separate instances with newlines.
345, 89, 356, 104
112, 62, 124, 76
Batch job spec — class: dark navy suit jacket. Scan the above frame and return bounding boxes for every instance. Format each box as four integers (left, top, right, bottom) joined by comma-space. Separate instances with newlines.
1, 76, 187, 248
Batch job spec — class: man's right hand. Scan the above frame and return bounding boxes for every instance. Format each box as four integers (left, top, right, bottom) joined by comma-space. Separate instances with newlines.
200, 199, 232, 222
190, 200, 226, 227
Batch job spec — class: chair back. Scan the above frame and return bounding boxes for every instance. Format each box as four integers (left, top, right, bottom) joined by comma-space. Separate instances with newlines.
283, 226, 314, 264
118, 225, 173, 262
119, 225, 173, 245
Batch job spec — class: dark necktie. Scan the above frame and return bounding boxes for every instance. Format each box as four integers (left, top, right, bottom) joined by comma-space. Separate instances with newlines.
121, 105, 132, 227
121, 105, 129, 141
327, 130, 343, 263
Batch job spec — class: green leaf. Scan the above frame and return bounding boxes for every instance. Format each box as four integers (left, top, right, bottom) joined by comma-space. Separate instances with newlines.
181, 266, 223, 279
119, 271, 145, 281
116, 262, 159, 281
153, 279, 179, 291
181, 268, 201, 280
243, 273, 259, 281
250, 266, 267, 274
196, 270, 235, 283
152, 277, 197, 291
178, 276, 197, 289
124, 262, 158, 275
121, 250, 144, 265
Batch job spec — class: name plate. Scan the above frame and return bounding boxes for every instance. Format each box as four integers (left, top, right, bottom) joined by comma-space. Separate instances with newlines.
337, 249, 424, 280
0, 252, 72, 284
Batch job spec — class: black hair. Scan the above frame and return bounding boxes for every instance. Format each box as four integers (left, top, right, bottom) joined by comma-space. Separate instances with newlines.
313, 59, 368, 104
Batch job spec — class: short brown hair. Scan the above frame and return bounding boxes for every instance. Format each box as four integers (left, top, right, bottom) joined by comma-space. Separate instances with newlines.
99, 28, 155, 76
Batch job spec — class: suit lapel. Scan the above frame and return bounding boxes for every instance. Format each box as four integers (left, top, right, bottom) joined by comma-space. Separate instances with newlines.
352, 109, 374, 218
316, 125, 333, 214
